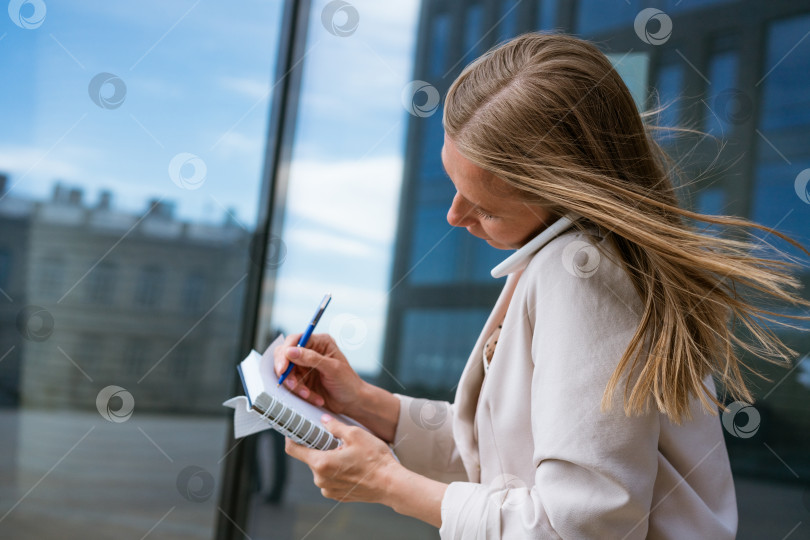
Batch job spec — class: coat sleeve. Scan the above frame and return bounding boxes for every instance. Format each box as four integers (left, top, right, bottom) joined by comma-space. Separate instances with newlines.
439, 236, 660, 539
392, 394, 469, 483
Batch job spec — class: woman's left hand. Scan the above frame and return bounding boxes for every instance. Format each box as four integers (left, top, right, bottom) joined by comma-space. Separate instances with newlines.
285, 414, 401, 504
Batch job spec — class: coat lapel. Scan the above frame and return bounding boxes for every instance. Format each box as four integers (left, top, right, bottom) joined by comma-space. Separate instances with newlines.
452, 271, 521, 483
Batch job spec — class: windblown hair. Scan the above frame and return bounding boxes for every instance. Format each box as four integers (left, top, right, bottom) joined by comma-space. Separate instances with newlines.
443, 32, 810, 423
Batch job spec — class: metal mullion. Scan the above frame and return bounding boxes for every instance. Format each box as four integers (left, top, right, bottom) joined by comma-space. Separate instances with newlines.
214, 0, 312, 538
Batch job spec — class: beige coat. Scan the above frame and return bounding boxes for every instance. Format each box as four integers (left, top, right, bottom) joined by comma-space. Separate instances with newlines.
393, 214, 737, 539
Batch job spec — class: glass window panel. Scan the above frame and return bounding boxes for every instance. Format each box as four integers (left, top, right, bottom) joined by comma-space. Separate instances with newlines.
181, 271, 207, 314
576, 0, 640, 36
134, 265, 165, 308
0, 248, 11, 290
537, 0, 559, 30
655, 63, 685, 131
463, 4, 485, 66
86, 261, 117, 304
397, 308, 491, 391
759, 15, 810, 132
0, 1, 285, 538
607, 52, 650, 112
409, 205, 463, 284
753, 14, 810, 254
497, 0, 521, 42
705, 51, 740, 136
751, 160, 810, 255
429, 12, 450, 78
418, 110, 445, 180
664, 0, 738, 14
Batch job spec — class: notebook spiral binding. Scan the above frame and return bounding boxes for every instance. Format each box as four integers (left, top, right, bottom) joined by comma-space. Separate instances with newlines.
257, 392, 339, 450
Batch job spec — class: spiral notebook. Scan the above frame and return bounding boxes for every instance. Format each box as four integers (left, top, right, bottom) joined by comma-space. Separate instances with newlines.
222, 334, 369, 450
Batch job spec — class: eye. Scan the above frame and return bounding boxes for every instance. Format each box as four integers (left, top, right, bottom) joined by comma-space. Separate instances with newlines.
474, 207, 496, 220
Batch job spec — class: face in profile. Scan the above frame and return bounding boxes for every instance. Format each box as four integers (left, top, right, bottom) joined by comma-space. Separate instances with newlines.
441, 133, 554, 250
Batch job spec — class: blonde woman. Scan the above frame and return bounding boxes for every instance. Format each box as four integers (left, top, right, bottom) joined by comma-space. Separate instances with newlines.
273, 33, 809, 538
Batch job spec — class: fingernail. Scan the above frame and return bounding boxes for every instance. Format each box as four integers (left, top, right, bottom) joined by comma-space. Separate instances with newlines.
285, 379, 295, 389
286, 347, 301, 359
299, 387, 309, 398
315, 396, 324, 406
321, 414, 332, 424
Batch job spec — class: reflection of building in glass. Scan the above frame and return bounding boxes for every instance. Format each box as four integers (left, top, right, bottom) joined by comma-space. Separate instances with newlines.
384, 0, 810, 476
0, 178, 250, 413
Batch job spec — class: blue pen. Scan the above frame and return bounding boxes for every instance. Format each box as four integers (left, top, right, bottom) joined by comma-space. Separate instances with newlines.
277, 293, 332, 387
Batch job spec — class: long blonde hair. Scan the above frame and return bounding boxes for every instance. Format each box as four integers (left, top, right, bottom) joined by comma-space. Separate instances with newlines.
443, 32, 810, 423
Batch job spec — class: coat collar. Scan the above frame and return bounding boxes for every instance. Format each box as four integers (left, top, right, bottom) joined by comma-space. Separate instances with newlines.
490, 211, 582, 278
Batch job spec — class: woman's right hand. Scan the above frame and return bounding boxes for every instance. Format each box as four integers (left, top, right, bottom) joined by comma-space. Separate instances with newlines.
273, 333, 366, 416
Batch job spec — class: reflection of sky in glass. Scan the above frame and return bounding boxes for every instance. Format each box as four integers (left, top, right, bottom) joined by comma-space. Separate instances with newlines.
266, 0, 420, 375
0, 0, 283, 226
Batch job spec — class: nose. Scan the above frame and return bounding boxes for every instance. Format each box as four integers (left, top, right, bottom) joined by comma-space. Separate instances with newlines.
447, 192, 474, 228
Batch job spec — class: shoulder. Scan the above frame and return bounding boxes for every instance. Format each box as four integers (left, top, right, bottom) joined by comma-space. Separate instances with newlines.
519, 226, 643, 326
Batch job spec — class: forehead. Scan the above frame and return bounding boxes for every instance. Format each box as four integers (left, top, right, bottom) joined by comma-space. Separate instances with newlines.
441, 135, 489, 181
441, 135, 517, 201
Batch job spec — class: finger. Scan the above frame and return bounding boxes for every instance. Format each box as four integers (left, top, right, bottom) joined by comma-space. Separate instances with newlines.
285, 436, 318, 463
284, 333, 304, 347
278, 374, 323, 406
303, 333, 339, 354
274, 333, 304, 376
283, 346, 335, 372
321, 414, 350, 440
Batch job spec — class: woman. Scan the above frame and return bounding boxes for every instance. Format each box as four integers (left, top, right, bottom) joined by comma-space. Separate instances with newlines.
273, 33, 809, 538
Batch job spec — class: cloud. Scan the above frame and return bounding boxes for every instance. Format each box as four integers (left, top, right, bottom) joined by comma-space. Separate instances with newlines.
0, 145, 86, 192
284, 227, 378, 258
285, 155, 404, 243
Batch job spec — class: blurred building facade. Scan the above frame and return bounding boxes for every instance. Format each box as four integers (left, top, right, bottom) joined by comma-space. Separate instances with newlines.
383, 0, 810, 481
0, 178, 250, 413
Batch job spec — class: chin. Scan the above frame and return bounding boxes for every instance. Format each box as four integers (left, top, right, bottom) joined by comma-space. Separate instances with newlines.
484, 238, 512, 250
